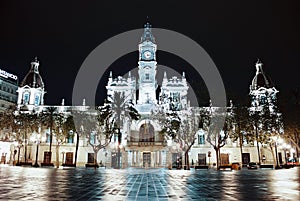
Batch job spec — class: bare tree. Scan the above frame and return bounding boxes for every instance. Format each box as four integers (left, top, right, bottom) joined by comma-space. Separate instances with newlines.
229, 106, 253, 163
205, 108, 234, 169
175, 109, 199, 170
14, 111, 39, 164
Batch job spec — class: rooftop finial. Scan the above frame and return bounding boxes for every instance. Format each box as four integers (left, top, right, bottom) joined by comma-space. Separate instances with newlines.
255, 59, 263, 74
163, 71, 167, 79
141, 20, 155, 43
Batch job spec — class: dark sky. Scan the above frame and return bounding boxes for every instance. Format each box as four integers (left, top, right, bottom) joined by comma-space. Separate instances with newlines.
0, 1, 299, 108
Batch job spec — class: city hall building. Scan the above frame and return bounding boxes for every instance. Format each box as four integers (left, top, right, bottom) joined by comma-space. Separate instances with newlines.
0, 23, 291, 168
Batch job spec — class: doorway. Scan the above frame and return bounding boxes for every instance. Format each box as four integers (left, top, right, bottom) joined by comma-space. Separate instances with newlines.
242, 153, 250, 165
65, 152, 73, 165
143, 152, 151, 167
198, 153, 206, 165
220, 153, 229, 165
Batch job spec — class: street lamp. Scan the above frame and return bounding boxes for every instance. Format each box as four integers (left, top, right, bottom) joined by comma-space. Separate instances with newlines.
32, 133, 41, 167
271, 136, 281, 169
14, 141, 23, 166
281, 143, 291, 166
115, 128, 122, 169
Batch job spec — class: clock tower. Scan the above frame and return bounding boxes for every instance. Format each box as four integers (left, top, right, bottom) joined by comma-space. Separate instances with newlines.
137, 22, 157, 104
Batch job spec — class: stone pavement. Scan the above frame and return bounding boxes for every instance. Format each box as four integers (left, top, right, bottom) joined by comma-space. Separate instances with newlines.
0, 166, 299, 200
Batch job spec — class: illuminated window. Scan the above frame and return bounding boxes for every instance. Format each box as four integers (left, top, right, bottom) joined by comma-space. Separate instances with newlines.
67, 131, 74, 143
46, 133, 50, 143
23, 93, 30, 104
35, 95, 40, 105
90, 131, 96, 144
198, 134, 205, 145
145, 73, 149, 80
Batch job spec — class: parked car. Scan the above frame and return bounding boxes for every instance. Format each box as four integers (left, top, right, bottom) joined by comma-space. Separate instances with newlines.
247, 162, 259, 169
231, 162, 241, 170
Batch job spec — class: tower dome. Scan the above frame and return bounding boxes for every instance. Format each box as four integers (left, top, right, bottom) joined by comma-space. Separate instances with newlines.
21, 57, 44, 89
250, 60, 274, 90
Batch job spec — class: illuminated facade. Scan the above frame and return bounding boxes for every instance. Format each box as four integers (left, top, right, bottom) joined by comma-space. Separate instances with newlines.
1, 23, 294, 168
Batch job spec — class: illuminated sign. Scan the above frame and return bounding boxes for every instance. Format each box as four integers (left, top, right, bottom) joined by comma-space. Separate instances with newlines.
0, 69, 18, 80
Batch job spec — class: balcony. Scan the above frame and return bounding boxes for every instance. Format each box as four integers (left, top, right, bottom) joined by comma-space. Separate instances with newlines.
127, 141, 167, 147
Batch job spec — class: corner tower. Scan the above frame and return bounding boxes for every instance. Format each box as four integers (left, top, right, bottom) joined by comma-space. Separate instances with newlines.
249, 60, 278, 112
17, 57, 45, 111
137, 22, 157, 105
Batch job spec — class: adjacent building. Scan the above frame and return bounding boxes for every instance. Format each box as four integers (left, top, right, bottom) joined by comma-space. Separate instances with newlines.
0, 68, 18, 111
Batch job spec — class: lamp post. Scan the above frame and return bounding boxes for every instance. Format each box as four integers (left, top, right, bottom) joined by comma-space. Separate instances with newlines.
274, 140, 280, 169
271, 136, 281, 169
15, 142, 23, 166
116, 128, 122, 169
61, 151, 65, 166
281, 143, 291, 166
32, 133, 41, 167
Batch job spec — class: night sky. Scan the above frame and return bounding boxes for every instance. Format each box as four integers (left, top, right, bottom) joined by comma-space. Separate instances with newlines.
0, 1, 299, 110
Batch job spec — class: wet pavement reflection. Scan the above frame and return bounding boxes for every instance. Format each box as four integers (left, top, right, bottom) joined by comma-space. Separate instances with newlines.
0, 165, 299, 200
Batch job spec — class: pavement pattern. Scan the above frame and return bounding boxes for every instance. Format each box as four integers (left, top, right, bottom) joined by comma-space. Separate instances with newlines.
0, 165, 299, 200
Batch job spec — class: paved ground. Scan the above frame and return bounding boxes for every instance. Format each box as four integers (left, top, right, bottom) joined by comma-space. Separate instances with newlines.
0, 165, 299, 200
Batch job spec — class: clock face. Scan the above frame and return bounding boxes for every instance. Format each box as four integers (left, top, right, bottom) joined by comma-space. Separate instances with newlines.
143, 51, 152, 59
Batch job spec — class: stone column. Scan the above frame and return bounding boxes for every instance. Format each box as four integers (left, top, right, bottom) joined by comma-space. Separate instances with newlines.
131, 151, 134, 167
158, 151, 161, 166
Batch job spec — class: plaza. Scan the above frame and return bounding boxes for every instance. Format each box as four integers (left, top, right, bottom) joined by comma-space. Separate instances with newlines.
0, 165, 299, 200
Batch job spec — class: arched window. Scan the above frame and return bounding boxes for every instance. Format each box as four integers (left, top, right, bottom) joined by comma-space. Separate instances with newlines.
198, 129, 205, 145
139, 122, 154, 142
89, 131, 96, 144
198, 134, 205, 145
23, 92, 30, 104
35, 95, 40, 105
67, 130, 74, 143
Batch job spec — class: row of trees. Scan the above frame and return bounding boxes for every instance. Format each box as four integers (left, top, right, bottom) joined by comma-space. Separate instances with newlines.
0, 91, 140, 168
156, 101, 289, 170
0, 90, 299, 169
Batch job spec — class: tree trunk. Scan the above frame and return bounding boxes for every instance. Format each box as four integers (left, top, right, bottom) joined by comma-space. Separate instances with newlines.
270, 145, 276, 167
215, 147, 220, 169
74, 132, 80, 167
56, 144, 60, 168
239, 130, 244, 164
255, 127, 261, 164
184, 144, 194, 170
49, 117, 53, 163
94, 149, 98, 168
24, 130, 27, 163
184, 151, 189, 170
